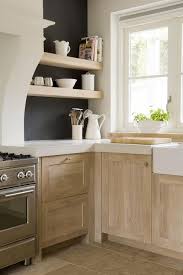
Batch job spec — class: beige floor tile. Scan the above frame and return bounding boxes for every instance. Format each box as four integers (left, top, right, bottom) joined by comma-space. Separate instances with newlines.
86, 251, 133, 274
135, 250, 183, 271
96, 241, 183, 272
130, 261, 180, 275
94, 241, 140, 260
1, 255, 68, 275
45, 264, 101, 275
1, 242, 183, 275
56, 243, 110, 267
86, 249, 181, 275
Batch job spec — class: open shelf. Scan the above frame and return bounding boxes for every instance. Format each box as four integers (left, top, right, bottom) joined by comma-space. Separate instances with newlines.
40, 52, 102, 71
28, 85, 103, 99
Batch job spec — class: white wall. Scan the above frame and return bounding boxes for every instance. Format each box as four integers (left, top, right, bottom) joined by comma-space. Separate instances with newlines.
88, 0, 176, 137
1, 0, 43, 19
0, 0, 51, 145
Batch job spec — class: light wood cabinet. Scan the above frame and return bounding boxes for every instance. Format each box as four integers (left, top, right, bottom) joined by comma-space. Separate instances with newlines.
102, 153, 152, 243
42, 154, 90, 202
41, 153, 91, 248
42, 194, 88, 248
152, 174, 183, 253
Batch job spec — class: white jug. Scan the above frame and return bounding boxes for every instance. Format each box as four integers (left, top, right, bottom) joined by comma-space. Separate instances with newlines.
54, 40, 71, 56
85, 114, 105, 140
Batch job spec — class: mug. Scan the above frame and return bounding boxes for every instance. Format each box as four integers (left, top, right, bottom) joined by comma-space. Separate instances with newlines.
34, 77, 44, 86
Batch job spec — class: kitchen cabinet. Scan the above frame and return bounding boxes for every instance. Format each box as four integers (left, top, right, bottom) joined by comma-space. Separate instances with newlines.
42, 194, 88, 248
41, 153, 91, 248
152, 174, 183, 253
42, 154, 90, 202
102, 153, 152, 243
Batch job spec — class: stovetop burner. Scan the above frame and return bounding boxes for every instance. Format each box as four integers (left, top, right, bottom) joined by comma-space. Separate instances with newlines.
0, 152, 37, 190
0, 152, 32, 161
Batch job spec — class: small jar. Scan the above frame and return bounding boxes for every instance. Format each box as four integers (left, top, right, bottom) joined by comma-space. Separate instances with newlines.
82, 72, 95, 91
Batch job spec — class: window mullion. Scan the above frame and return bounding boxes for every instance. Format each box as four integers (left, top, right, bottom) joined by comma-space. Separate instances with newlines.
129, 74, 168, 80
123, 29, 130, 129
177, 19, 182, 126
168, 19, 181, 128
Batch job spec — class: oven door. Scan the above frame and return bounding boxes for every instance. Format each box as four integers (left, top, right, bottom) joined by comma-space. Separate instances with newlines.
0, 185, 36, 246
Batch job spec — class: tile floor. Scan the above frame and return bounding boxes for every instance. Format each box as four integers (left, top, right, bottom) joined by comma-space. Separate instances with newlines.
1, 241, 183, 275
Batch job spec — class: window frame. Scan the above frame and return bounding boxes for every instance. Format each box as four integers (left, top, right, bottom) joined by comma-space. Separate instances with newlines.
119, 11, 183, 132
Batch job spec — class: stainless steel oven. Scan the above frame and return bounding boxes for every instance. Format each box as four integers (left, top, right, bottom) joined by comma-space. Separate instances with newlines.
0, 155, 38, 269
0, 184, 36, 247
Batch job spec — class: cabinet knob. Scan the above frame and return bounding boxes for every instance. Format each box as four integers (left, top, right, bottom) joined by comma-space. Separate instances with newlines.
62, 157, 71, 163
144, 162, 149, 167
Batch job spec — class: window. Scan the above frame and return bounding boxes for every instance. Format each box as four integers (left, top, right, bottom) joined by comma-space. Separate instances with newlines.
120, 13, 183, 130
129, 27, 168, 121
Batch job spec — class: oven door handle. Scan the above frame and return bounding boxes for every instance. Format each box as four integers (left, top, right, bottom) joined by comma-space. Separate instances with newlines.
4, 189, 34, 198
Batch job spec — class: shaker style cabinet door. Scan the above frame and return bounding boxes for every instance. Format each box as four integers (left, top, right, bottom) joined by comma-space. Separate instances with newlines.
102, 153, 152, 243
152, 174, 183, 252
41, 154, 90, 202
41, 153, 91, 248
42, 194, 88, 248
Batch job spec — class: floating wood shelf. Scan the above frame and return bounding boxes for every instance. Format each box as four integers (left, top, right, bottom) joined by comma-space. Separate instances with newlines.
28, 85, 103, 99
40, 52, 102, 71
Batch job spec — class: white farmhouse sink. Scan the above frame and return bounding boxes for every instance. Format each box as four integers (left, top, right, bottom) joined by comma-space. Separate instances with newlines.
153, 143, 183, 176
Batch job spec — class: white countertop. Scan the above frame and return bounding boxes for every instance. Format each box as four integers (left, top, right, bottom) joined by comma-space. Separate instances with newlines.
0, 139, 153, 157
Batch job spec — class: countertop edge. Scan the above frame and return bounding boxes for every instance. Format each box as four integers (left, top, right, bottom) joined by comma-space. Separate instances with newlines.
0, 140, 154, 157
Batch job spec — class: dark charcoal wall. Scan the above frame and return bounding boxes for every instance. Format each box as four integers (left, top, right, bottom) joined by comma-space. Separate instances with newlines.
24, 0, 88, 140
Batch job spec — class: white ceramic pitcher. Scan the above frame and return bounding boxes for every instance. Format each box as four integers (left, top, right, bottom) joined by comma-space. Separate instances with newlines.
54, 40, 71, 56
85, 114, 105, 140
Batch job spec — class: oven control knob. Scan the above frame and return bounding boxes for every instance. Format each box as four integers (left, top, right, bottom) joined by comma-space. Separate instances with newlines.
0, 174, 8, 182
17, 171, 25, 179
25, 171, 33, 178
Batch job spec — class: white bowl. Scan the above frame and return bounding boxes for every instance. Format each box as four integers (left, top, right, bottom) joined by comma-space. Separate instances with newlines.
135, 120, 167, 133
56, 79, 77, 89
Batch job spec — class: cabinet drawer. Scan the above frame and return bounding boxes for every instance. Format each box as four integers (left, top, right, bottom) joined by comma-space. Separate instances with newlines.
41, 194, 88, 248
42, 154, 90, 202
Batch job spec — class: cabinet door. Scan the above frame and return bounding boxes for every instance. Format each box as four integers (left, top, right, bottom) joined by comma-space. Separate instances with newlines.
152, 174, 183, 252
42, 154, 90, 202
41, 194, 88, 248
102, 153, 151, 243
